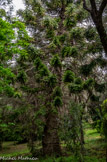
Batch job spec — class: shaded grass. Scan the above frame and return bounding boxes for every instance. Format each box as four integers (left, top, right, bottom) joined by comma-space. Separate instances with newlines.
0, 142, 29, 157
84, 123, 106, 161
36, 156, 105, 162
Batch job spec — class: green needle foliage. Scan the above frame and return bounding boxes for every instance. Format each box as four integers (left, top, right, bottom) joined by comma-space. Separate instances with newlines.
63, 70, 75, 83
51, 54, 62, 68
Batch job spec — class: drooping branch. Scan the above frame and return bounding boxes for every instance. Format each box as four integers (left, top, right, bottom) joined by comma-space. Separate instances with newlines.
99, 0, 107, 16
83, 0, 91, 13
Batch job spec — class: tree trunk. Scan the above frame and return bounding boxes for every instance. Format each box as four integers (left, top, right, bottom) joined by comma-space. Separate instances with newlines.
83, 0, 107, 56
42, 111, 61, 156
80, 120, 85, 145
0, 140, 2, 151
106, 138, 107, 162
106, 147, 107, 162
91, 14, 107, 56
80, 116, 85, 156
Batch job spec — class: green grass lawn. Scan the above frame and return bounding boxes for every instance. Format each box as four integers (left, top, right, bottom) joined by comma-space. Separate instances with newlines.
0, 123, 106, 161
84, 123, 106, 161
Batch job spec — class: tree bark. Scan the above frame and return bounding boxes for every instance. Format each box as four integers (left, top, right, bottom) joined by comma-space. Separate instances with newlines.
0, 129, 3, 151
42, 111, 61, 156
80, 116, 85, 157
105, 137, 107, 162
83, 0, 107, 56
80, 118, 85, 144
0, 140, 2, 151
106, 146, 107, 162
91, 14, 107, 57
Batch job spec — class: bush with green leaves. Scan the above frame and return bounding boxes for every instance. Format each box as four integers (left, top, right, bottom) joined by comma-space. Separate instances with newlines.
101, 99, 107, 138
60, 101, 83, 155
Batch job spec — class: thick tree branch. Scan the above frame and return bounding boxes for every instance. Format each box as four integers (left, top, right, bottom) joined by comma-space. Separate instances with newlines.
89, 0, 98, 14
99, 0, 107, 16
83, 0, 91, 13
83, 0, 107, 56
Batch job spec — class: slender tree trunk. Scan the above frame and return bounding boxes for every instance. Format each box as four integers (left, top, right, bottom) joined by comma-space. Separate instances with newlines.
0, 140, 2, 151
0, 130, 3, 150
80, 119, 85, 145
78, 96, 85, 146
106, 147, 107, 162
28, 118, 36, 155
42, 111, 61, 156
80, 116, 85, 156
28, 138, 34, 154
106, 138, 107, 162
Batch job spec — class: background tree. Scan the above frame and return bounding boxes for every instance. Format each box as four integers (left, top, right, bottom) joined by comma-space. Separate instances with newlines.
83, 0, 107, 56
101, 99, 107, 162
0, 4, 30, 150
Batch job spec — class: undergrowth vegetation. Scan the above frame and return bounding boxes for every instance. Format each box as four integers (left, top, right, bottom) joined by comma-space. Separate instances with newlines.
0, 123, 106, 162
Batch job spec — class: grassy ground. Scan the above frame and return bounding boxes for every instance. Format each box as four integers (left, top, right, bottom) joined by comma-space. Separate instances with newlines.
0, 123, 106, 161
83, 123, 106, 162
0, 142, 29, 157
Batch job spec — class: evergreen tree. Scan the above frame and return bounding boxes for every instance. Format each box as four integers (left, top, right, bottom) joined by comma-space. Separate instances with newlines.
15, 0, 107, 157
0, 0, 106, 158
